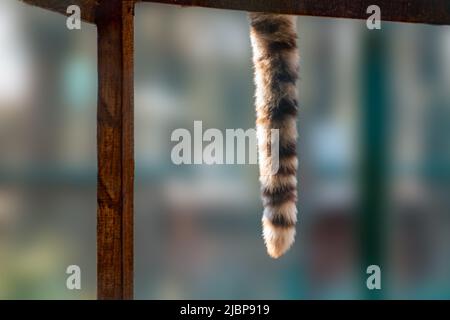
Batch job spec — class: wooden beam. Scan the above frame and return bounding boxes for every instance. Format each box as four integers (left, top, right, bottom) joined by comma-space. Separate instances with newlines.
139, 0, 450, 25
21, 0, 450, 25
96, 0, 134, 300
20, 0, 98, 23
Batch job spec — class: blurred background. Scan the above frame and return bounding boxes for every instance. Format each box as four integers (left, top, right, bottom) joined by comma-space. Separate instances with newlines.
0, 0, 450, 299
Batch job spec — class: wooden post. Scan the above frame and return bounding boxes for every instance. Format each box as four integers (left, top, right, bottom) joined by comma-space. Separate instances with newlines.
96, 0, 134, 300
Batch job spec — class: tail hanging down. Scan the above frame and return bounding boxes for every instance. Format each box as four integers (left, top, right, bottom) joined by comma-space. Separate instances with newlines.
249, 13, 299, 258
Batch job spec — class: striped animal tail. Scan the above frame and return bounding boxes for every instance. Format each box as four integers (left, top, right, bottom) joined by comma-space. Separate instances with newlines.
249, 13, 299, 258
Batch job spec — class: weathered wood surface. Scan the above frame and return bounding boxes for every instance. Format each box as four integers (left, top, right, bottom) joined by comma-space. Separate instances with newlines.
21, 0, 450, 25
141, 0, 450, 25
96, 0, 134, 300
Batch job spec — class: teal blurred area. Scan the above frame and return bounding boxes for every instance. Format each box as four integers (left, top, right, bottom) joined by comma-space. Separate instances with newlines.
0, 0, 449, 299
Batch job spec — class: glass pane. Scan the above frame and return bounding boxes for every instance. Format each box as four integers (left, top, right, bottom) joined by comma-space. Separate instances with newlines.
135, 3, 450, 299
0, 0, 97, 299
134, 4, 359, 299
